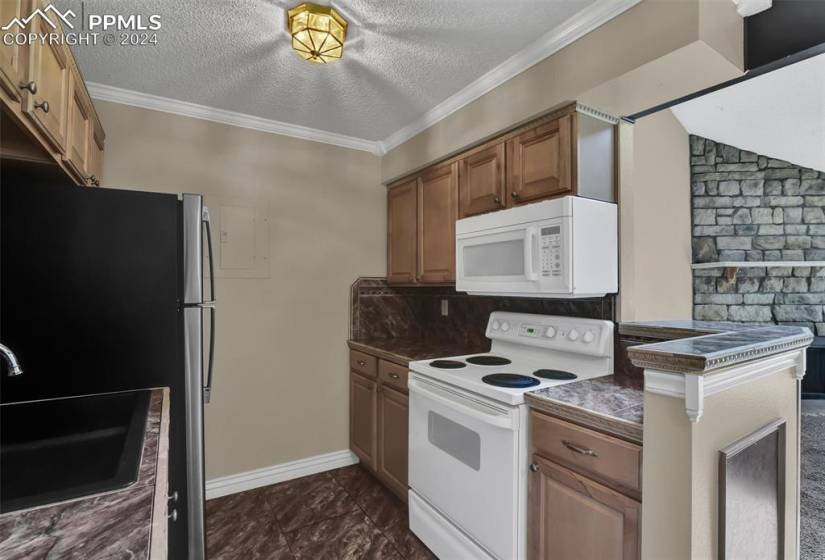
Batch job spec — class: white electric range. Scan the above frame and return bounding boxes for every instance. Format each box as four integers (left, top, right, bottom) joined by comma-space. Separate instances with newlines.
407, 311, 614, 560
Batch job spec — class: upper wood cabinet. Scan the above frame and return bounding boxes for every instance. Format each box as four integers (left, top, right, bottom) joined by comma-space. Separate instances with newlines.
459, 142, 506, 218
418, 162, 458, 283
386, 104, 615, 284
0, 0, 26, 101
507, 113, 574, 205
0, 1, 105, 187
529, 454, 640, 560
387, 180, 418, 284
22, 16, 70, 153
64, 71, 92, 182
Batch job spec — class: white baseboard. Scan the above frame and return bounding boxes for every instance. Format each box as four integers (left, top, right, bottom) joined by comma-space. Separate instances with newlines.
205, 449, 359, 500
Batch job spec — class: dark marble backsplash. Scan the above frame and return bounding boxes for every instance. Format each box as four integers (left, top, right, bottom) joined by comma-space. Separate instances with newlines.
349, 278, 616, 350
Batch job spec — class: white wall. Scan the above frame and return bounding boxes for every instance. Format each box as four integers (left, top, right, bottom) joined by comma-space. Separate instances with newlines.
95, 100, 385, 478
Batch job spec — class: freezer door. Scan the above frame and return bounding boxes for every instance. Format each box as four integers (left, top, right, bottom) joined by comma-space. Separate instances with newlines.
182, 194, 206, 560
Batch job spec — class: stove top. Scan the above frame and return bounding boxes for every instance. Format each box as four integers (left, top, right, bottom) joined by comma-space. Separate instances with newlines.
533, 369, 577, 380
482, 374, 540, 388
409, 312, 614, 405
465, 355, 512, 366
429, 359, 466, 369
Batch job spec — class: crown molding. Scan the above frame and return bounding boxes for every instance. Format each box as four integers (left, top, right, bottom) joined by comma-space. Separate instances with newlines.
87, 0, 639, 157
86, 82, 384, 155
377, 0, 642, 154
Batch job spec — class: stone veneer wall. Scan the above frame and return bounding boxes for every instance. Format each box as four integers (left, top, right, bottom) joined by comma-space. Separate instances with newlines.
691, 136, 825, 333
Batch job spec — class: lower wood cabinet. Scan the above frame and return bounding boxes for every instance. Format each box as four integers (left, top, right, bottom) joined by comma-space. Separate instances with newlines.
350, 371, 377, 470
529, 455, 640, 560
349, 349, 409, 501
529, 410, 641, 560
377, 384, 408, 498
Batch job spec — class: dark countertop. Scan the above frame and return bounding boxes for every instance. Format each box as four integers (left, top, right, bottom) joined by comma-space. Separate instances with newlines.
620, 321, 813, 375
0, 388, 169, 559
348, 338, 489, 365
526, 375, 644, 444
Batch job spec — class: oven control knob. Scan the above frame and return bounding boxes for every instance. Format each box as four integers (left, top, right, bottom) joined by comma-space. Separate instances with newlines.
583, 330, 595, 343
544, 327, 556, 338
492, 320, 500, 331
568, 329, 579, 341
501, 321, 510, 332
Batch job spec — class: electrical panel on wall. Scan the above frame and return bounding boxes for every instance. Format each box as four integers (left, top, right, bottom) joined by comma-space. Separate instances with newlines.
204, 199, 270, 279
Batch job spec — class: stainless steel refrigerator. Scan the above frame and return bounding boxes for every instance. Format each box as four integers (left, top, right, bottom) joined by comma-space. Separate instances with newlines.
0, 171, 215, 559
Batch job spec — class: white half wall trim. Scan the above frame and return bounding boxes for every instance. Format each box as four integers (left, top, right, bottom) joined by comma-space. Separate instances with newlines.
205, 450, 359, 500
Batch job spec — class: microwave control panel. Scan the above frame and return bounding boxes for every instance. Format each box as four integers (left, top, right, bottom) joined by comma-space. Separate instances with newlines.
540, 226, 562, 277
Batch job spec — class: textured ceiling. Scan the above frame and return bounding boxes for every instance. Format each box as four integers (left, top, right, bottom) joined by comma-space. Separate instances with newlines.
55, 0, 600, 142
672, 52, 825, 172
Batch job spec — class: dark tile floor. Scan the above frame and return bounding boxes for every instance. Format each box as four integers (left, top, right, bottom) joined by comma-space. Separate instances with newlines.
206, 465, 436, 559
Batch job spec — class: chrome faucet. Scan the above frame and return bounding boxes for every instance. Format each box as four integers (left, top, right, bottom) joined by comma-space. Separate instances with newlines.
0, 343, 23, 376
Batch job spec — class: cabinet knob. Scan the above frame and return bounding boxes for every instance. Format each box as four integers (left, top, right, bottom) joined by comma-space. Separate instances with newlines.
511, 192, 520, 199
168, 509, 178, 522
34, 100, 49, 113
389, 373, 400, 380
19, 81, 37, 94
493, 196, 501, 204
529, 463, 540, 472
357, 360, 366, 367
168, 491, 179, 503
86, 175, 99, 186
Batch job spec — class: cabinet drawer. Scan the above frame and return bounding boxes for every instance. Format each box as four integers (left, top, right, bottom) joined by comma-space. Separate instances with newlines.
531, 410, 641, 495
350, 350, 377, 378
378, 360, 408, 393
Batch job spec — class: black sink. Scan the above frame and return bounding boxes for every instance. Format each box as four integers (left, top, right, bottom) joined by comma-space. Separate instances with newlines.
0, 390, 151, 513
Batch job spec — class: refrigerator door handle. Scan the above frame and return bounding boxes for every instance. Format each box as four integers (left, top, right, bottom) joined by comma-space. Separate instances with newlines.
202, 207, 216, 404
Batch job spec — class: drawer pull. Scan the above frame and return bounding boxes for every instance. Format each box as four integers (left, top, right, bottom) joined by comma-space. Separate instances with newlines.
19, 81, 37, 94
529, 463, 540, 472
357, 360, 367, 367
389, 373, 400, 380
562, 440, 598, 457
34, 100, 49, 113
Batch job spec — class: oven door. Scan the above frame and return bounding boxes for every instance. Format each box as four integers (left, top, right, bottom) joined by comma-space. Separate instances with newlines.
409, 376, 521, 560
456, 219, 571, 295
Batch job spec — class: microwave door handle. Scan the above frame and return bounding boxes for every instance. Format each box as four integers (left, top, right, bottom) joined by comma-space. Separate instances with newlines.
524, 227, 538, 281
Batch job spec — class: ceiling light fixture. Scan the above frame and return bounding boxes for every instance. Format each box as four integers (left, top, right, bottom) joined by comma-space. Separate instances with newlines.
287, 3, 348, 64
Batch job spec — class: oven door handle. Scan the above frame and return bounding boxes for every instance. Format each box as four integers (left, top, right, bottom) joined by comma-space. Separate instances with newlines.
409, 379, 515, 430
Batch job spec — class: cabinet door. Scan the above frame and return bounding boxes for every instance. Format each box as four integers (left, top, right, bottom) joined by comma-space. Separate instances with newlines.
529, 454, 640, 560
507, 114, 574, 205
350, 371, 377, 470
377, 384, 408, 500
418, 162, 458, 283
63, 72, 91, 183
22, 3, 69, 152
0, 0, 26, 101
387, 180, 418, 284
87, 128, 104, 186
459, 142, 506, 217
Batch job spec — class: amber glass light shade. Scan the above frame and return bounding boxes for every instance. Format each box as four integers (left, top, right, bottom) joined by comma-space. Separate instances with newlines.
287, 3, 348, 64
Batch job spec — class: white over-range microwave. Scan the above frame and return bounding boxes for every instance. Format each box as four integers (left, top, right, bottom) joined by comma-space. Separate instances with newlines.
455, 196, 617, 298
